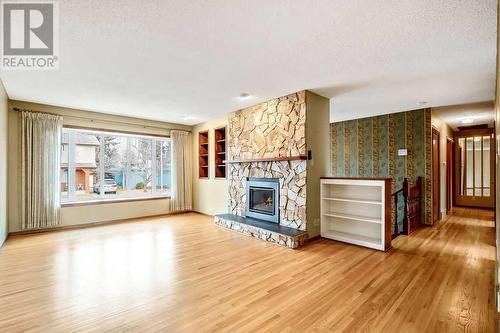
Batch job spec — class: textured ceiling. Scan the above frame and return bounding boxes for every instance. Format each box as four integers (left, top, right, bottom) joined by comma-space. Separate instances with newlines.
433, 101, 495, 131
0, 0, 497, 125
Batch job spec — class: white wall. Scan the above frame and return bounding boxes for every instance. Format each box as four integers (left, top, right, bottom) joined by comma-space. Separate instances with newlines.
0, 80, 8, 245
192, 116, 229, 216
7, 100, 192, 232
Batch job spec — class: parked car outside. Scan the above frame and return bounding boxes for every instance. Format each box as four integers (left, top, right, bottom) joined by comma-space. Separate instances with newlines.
93, 178, 118, 194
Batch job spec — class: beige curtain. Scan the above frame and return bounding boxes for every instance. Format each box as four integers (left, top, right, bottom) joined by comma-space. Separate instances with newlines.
21, 111, 63, 230
171, 130, 192, 212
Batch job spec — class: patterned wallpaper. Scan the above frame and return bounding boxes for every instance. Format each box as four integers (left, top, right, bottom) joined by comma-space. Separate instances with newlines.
330, 109, 432, 231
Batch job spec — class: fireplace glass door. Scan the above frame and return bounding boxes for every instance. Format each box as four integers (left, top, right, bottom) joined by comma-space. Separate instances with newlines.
249, 187, 275, 215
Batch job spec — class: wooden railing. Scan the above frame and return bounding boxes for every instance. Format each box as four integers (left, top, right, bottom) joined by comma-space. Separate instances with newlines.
392, 177, 423, 238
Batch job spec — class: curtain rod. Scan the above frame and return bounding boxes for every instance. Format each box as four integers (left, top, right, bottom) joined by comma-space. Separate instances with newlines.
12, 107, 192, 133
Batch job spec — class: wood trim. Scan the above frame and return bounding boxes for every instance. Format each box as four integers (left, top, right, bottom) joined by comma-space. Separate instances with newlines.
446, 137, 454, 212
320, 176, 391, 181
192, 211, 214, 217
453, 128, 495, 209
384, 178, 392, 251
63, 124, 171, 138
8, 211, 195, 236
214, 126, 227, 178
432, 127, 440, 223
61, 195, 170, 207
199, 130, 209, 178
224, 155, 307, 163
454, 128, 494, 138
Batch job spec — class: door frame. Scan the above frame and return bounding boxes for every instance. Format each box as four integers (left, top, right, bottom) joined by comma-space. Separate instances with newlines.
446, 137, 454, 212
453, 128, 495, 208
432, 127, 440, 223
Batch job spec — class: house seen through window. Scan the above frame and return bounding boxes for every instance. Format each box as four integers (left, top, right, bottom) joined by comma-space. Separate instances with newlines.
60, 128, 171, 203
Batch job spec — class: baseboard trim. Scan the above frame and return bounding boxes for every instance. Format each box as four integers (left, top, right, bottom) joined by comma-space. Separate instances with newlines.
8, 210, 195, 236
192, 211, 214, 217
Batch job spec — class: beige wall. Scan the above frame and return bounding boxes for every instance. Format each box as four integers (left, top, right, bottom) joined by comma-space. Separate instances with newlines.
305, 91, 330, 237
192, 116, 229, 216
0, 80, 8, 245
7, 100, 191, 232
431, 110, 454, 218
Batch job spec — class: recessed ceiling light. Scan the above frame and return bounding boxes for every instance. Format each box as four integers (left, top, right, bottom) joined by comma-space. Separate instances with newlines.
417, 101, 428, 106
182, 115, 198, 121
239, 93, 251, 99
461, 118, 474, 124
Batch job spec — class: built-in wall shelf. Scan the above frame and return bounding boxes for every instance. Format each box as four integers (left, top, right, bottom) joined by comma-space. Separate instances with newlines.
321, 230, 381, 249
214, 127, 226, 178
322, 197, 382, 205
224, 155, 307, 163
322, 212, 382, 224
320, 177, 392, 251
199, 130, 209, 178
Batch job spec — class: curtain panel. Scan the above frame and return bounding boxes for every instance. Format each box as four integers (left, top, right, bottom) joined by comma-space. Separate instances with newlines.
21, 111, 63, 230
171, 130, 192, 212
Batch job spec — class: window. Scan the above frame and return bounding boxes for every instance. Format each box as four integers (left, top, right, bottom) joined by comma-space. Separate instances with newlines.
458, 135, 491, 197
61, 128, 171, 203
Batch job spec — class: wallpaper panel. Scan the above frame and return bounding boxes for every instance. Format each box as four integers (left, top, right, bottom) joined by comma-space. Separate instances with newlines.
330, 109, 431, 231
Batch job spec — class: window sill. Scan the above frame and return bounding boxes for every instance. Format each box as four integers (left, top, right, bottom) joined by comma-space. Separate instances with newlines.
61, 195, 170, 207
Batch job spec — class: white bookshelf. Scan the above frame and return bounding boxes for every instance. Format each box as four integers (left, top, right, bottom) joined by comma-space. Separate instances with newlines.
320, 177, 392, 251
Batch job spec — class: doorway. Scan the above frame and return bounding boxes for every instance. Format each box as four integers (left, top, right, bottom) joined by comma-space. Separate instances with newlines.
454, 128, 495, 208
432, 128, 440, 223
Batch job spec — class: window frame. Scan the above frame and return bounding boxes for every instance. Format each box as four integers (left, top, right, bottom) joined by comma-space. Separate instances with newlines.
61, 126, 172, 206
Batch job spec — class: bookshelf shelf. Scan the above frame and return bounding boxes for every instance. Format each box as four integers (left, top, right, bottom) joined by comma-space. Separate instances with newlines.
214, 127, 226, 178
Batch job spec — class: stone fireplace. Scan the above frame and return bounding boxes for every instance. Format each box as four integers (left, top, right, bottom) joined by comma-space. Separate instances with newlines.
214, 90, 330, 248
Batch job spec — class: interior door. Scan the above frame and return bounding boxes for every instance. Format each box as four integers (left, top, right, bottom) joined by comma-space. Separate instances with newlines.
446, 138, 453, 211
432, 128, 440, 223
455, 129, 495, 208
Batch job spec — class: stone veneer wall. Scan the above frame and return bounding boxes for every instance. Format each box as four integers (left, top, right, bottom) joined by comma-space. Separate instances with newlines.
227, 91, 308, 230
229, 161, 306, 229
228, 92, 306, 159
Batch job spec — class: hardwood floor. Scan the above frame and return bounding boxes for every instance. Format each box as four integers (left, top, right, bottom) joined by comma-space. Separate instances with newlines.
0, 208, 497, 332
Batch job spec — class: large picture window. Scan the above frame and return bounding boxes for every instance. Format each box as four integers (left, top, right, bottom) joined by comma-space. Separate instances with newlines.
61, 128, 171, 203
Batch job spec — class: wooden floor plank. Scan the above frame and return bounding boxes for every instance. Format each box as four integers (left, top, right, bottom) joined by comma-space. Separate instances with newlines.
0, 208, 497, 332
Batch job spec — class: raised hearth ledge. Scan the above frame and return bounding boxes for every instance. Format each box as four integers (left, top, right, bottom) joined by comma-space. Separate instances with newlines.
223, 155, 307, 163
214, 214, 308, 249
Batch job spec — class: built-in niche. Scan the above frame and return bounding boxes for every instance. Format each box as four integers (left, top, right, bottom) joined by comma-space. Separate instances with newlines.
198, 130, 209, 178
214, 126, 226, 178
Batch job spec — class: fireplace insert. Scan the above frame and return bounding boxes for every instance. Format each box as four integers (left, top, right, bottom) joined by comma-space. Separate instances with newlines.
245, 178, 280, 223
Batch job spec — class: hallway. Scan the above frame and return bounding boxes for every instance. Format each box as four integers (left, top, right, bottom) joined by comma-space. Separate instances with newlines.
389, 207, 497, 332
0, 209, 497, 332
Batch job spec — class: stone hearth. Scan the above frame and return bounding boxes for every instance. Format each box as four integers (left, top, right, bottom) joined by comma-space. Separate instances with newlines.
214, 214, 308, 249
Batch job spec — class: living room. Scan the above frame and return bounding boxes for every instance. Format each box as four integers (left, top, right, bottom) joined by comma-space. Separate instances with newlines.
0, 1, 499, 332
